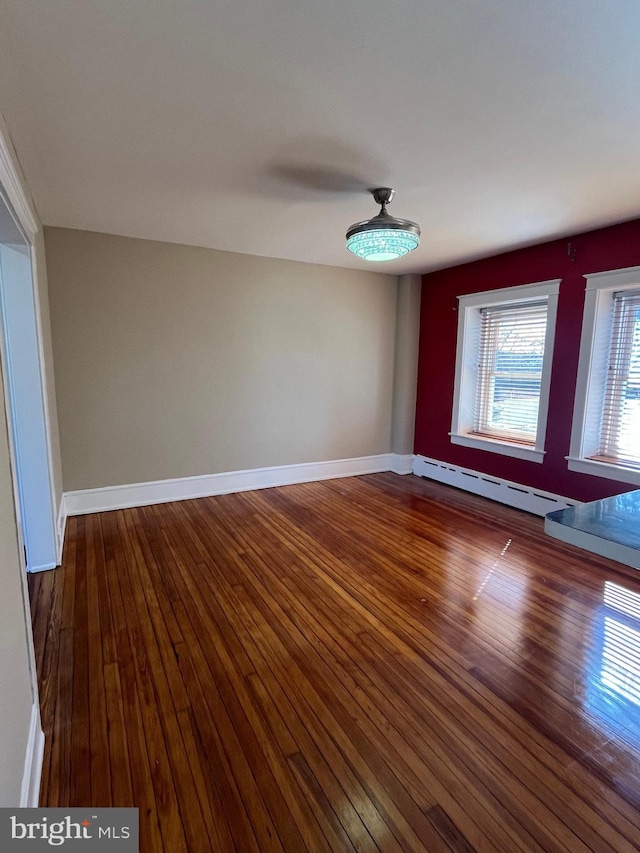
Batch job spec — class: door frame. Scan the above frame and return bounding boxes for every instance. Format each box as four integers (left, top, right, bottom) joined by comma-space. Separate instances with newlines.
0, 120, 58, 805
0, 133, 60, 569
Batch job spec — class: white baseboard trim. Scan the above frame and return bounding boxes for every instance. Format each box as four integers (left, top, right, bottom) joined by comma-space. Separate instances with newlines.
389, 453, 415, 475
20, 702, 44, 807
64, 454, 399, 516
56, 496, 67, 565
413, 455, 579, 517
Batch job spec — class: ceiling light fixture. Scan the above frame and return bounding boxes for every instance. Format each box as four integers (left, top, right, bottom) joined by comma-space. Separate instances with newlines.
346, 188, 420, 262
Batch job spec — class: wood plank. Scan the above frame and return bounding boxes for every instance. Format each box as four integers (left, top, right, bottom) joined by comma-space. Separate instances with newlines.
86, 514, 112, 807
31, 473, 640, 852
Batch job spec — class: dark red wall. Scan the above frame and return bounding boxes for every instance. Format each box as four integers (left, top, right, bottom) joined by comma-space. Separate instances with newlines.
415, 218, 640, 502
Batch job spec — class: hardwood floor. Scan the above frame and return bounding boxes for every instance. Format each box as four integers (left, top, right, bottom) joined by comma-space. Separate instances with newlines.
28, 473, 640, 852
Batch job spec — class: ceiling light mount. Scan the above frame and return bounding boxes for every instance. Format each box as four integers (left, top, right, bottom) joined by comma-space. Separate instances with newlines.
371, 187, 395, 208
346, 187, 420, 262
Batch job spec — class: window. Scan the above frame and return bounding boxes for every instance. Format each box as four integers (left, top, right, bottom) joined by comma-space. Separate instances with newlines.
597, 290, 640, 466
475, 301, 548, 442
568, 266, 640, 486
450, 279, 560, 463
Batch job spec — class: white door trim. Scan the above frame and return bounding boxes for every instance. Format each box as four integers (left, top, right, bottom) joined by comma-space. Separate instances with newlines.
0, 114, 37, 241
0, 125, 58, 569
0, 118, 49, 804
20, 702, 45, 807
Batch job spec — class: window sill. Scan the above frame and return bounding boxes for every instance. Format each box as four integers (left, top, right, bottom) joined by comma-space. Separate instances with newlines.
566, 456, 640, 487
449, 432, 545, 463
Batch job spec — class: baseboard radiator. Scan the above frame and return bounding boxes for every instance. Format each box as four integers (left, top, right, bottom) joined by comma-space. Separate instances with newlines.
413, 455, 578, 517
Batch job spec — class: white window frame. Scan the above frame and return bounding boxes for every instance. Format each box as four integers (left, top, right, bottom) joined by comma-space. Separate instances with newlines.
567, 265, 640, 487
450, 279, 561, 463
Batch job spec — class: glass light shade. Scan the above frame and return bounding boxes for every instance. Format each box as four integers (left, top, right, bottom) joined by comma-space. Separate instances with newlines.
346, 228, 420, 262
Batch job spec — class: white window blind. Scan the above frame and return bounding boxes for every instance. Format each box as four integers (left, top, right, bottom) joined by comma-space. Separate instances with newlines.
591, 289, 640, 468
473, 300, 548, 444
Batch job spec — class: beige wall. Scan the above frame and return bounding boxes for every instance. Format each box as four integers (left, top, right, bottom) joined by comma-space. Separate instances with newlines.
391, 274, 421, 455
0, 362, 34, 805
46, 228, 399, 491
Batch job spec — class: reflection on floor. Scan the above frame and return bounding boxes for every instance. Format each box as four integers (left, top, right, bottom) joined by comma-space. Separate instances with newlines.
588, 581, 640, 745
545, 489, 640, 570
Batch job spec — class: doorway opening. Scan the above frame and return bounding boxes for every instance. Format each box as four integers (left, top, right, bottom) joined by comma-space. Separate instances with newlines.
0, 193, 57, 572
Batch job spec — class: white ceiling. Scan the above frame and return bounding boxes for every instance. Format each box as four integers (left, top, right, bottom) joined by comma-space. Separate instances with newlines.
1, 0, 640, 274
